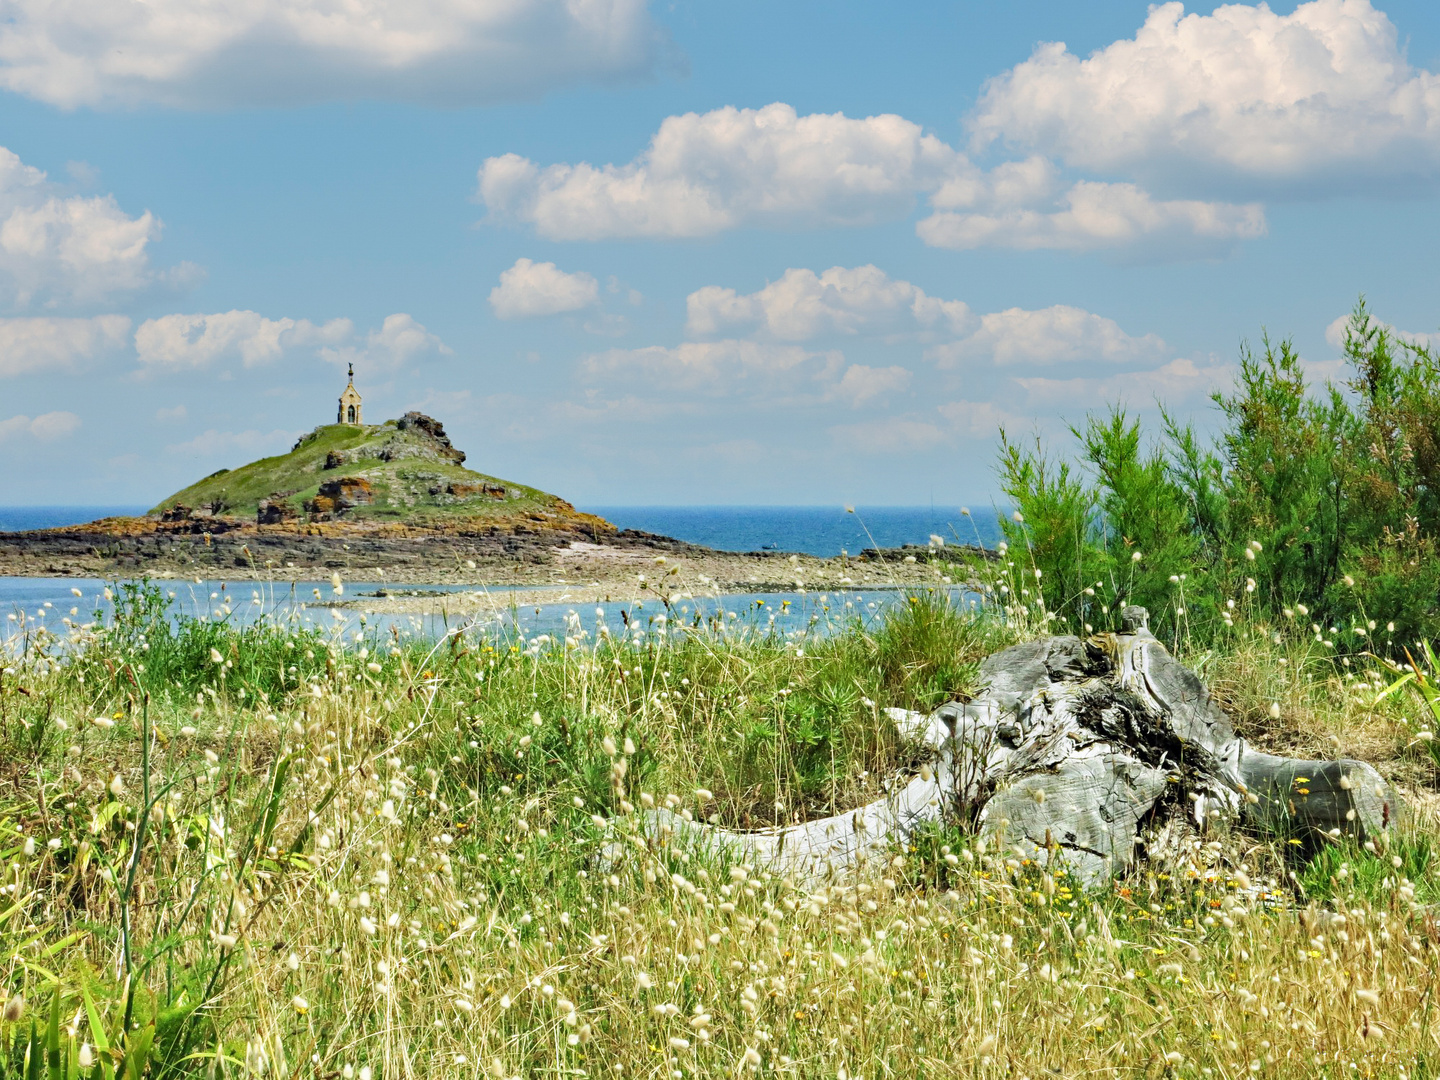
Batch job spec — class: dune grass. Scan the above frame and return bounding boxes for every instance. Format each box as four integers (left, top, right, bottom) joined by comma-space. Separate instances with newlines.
0, 576, 1435, 1079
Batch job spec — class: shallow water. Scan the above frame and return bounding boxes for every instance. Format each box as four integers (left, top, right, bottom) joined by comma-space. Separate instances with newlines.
0, 575, 972, 651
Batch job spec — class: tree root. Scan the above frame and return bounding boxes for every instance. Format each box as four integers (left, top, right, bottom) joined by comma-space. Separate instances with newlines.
619, 607, 1402, 885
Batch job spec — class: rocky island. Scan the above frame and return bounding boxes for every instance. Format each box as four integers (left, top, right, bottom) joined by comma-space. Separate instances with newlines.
0, 377, 960, 598
0, 407, 632, 579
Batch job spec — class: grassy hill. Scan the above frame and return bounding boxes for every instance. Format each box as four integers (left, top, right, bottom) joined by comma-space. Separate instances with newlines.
152, 412, 590, 530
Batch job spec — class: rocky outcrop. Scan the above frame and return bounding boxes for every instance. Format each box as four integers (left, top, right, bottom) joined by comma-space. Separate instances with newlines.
438, 481, 509, 499
256, 496, 299, 525
160, 501, 230, 522
394, 412, 465, 464
307, 477, 374, 516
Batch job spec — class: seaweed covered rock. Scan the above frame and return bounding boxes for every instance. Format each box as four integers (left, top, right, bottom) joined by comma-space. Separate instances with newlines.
639, 607, 1401, 884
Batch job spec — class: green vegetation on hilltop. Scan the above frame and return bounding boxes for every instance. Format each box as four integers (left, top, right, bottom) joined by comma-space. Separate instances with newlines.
151, 415, 573, 528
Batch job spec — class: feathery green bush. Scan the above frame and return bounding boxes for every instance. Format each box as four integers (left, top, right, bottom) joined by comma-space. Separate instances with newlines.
997, 299, 1440, 652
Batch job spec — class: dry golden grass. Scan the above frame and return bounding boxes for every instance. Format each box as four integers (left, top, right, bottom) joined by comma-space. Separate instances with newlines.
0, 583, 1434, 1079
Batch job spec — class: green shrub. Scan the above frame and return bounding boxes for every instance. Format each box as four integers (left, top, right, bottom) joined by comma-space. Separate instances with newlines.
997, 299, 1440, 652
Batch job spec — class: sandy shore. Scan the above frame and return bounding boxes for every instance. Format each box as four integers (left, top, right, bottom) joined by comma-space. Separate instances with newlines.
323, 540, 962, 615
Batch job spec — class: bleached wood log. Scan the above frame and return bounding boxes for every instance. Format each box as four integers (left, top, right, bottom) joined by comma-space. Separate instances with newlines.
623, 606, 1402, 885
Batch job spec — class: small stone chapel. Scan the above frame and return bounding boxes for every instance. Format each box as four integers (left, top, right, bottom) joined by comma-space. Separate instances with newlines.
338, 364, 363, 424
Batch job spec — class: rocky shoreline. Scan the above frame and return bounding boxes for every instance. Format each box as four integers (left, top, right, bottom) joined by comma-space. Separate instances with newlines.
0, 517, 977, 597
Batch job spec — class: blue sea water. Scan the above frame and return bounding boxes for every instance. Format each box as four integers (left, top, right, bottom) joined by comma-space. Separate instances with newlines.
0, 506, 149, 532
583, 505, 1003, 556
0, 505, 998, 646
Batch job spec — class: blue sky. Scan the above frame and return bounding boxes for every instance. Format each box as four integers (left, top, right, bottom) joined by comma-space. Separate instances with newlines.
2, 0, 1440, 507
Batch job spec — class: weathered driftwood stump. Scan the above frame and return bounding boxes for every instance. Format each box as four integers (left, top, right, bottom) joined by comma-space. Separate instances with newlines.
639, 606, 1402, 885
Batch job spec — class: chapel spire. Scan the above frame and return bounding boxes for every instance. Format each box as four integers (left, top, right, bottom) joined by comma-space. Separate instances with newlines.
338, 365, 363, 425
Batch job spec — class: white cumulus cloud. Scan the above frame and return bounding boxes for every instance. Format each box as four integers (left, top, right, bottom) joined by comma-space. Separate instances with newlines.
0, 314, 130, 376
829, 364, 912, 406
0, 0, 663, 109
480, 102, 961, 240
1013, 357, 1234, 408
582, 339, 845, 397
918, 181, 1265, 254
134, 310, 449, 373
0, 147, 171, 308
0, 410, 80, 441
135, 310, 351, 370
687, 265, 973, 340
489, 258, 599, 319
970, 0, 1440, 191
480, 100, 1266, 255
321, 313, 452, 370
582, 337, 912, 409
927, 305, 1169, 368
685, 266, 1167, 370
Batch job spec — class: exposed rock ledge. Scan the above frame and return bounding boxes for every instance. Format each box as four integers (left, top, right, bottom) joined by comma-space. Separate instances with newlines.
632, 606, 1401, 885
